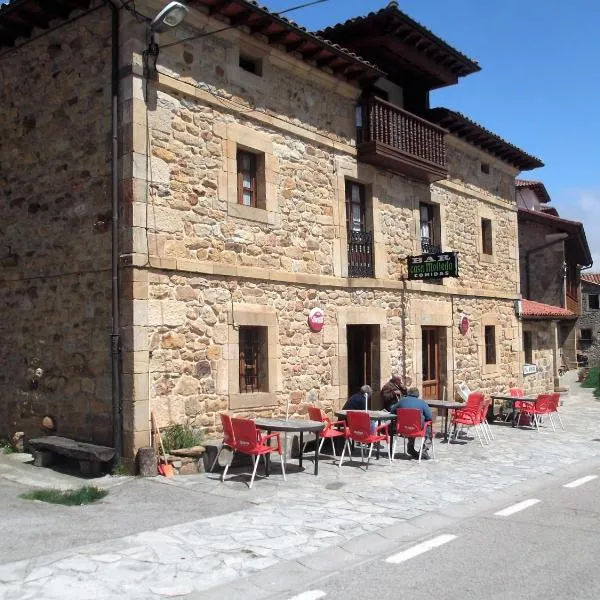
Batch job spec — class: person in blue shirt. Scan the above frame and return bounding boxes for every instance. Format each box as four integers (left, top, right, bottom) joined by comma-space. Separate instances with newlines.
343, 385, 372, 411
388, 387, 433, 459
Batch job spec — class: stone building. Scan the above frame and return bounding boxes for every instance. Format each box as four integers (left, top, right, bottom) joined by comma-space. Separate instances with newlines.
578, 274, 600, 365
516, 180, 593, 391
1, 0, 544, 462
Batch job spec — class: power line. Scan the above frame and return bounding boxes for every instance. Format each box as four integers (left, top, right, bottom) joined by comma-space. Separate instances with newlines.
161, 0, 329, 49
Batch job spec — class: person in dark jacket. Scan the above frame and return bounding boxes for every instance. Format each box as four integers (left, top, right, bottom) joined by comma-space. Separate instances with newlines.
388, 387, 433, 460
381, 373, 409, 411
343, 384, 373, 411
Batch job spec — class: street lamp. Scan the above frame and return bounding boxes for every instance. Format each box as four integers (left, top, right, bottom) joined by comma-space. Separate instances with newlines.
150, 2, 188, 33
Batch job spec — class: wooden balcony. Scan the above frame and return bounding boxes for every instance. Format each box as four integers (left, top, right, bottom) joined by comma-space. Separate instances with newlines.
357, 98, 448, 183
566, 292, 580, 316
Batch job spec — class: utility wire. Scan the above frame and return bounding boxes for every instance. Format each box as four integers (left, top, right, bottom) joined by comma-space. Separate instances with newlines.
161, 0, 329, 49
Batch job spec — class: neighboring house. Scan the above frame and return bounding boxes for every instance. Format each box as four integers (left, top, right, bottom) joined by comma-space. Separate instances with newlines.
579, 274, 600, 365
516, 180, 593, 391
0, 0, 543, 463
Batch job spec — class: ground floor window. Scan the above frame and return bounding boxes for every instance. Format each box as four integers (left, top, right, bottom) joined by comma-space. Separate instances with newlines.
484, 325, 496, 365
239, 326, 268, 393
523, 330, 533, 364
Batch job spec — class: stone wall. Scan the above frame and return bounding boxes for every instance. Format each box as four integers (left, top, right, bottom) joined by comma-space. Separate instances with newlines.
518, 219, 565, 304
578, 281, 600, 364
521, 321, 554, 396
0, 5, 113, 445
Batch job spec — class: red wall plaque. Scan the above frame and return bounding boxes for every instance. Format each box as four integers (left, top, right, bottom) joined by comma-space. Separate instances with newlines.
458, 314, 469, 335
308, 307, 325, 332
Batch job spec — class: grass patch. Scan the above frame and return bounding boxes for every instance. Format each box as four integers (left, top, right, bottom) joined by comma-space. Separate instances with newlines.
20, 486, 108, 505
581, 367, 600, 399
161, 422, 204, 454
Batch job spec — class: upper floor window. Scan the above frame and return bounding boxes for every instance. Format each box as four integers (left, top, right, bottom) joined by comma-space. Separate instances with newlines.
236, 149, 267, 210
420, 202, 440, 254
523, 330, 533, 364
484, 325, 496, 364
239, 54, 262, 76
481, 218, 493, 255
589, 294, 599, 310
346, 181, 366, 233
480, 162, 490, 174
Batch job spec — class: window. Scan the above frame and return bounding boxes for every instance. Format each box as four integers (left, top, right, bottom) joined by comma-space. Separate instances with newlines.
238, 326, 268, 393
237, 150, 259, 207
480, 162, 490, 174
523, 330, 533, 364
345, 181, 366, 233
484, 325, 496, 364
481, 218, 493, 255
581, 329, 593, 341
589, 294, 600, 310
420, 202, 440, 253
239, 54, 262, 76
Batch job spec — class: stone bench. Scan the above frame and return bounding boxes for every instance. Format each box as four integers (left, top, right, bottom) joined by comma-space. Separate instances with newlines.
28, 436, 115, 476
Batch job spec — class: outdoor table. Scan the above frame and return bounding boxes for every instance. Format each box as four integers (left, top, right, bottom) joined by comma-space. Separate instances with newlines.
490, 394, 537, 427
426, 400, 465, 442
335, 410, 396, 459
254, 418, 325, 476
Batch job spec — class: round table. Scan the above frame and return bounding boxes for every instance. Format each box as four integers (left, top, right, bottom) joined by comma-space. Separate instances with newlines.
254, 418, 325, 476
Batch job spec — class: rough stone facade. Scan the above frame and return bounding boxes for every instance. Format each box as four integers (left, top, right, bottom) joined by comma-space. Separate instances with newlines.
578, 280, 600, 364
0, 4, 113, 446
521, 321, 555, 396
0, 2, 534, 460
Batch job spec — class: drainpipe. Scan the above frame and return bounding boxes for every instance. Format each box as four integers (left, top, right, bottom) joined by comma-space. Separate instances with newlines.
108, 1, 122, 461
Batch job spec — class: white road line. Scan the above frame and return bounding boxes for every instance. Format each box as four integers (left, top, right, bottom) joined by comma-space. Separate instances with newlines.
385, 534, 457, 564
286, 591, 326, 600
563, 475, 598, 488
494, 499, 540, 517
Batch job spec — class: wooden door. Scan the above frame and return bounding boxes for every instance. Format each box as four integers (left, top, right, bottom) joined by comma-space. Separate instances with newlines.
422, 327, 440, 400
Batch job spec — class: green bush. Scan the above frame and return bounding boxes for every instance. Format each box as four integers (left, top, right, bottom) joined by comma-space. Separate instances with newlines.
0, 439, 14, 454
581, 367, 600, 398
161, 422, 204, 454
21, 486, 107, 505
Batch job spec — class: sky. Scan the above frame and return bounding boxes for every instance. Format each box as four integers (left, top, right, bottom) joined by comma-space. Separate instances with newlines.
266, 0, 599, 267
2, 0, 598, 265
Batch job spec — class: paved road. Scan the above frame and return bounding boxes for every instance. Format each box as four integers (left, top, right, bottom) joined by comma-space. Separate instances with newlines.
280, 464, 600, 600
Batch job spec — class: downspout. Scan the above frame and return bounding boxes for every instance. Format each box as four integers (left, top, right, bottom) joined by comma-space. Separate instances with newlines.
109, 1, 122, 461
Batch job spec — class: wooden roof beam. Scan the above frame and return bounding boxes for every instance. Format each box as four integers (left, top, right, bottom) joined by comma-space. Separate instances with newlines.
228, 9, 254, 27
17, 9, 49, 30
1, 18, 31, 39
41, 0, 72, 20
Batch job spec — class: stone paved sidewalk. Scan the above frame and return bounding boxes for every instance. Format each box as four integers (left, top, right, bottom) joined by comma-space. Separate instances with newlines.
1, 375, 600, 599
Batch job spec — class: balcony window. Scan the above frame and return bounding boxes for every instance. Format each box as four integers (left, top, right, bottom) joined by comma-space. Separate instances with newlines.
420, 202, 441, 254
346, 180, 374, 278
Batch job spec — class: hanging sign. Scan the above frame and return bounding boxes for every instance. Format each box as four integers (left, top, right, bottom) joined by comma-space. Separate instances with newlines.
308, 307, 325, 333
458, 314, 469, 335
407, 251, 459, 280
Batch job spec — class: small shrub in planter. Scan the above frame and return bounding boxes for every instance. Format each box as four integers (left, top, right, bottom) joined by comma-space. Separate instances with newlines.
161, 422, 204, 454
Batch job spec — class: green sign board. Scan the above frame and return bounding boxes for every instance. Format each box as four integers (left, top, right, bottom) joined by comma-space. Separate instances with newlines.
407, 251, 459, 280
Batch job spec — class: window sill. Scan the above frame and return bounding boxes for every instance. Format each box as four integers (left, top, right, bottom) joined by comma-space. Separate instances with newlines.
482, 363, 498, 375
479, 252, 495, 264
230, 392, 277, 410
229, 202, 270, 224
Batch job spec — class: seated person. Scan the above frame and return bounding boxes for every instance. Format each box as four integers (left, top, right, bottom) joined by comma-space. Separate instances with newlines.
389, 387, 433, 460
343, 385, 373, 411
381, 373, 409, 411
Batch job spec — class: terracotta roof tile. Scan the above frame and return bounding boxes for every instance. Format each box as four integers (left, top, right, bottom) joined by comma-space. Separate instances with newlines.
521, 299, 575, 320
582, 273, 600, 286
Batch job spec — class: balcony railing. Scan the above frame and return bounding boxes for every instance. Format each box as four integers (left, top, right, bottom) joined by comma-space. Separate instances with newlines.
357, 98, 447, 182
348, 230, 374, 278
421, 237, 442, 255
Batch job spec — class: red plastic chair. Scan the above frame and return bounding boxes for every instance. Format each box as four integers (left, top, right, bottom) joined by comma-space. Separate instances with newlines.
307, 406, 346, 458
227, 418, 286, 488
450, 392, 487, 446
339, 411, 391, 468
548, 392, 565, 431
509, 387, 534, 419
211, 413, 238, 475
392, 408, 435, 463
517, 394, 553, 431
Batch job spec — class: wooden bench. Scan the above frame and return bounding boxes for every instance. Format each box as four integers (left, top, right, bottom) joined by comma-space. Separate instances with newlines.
28, 436, 115, 476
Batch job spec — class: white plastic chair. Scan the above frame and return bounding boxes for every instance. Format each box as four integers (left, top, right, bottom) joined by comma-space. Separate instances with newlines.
456, 381, 471, 402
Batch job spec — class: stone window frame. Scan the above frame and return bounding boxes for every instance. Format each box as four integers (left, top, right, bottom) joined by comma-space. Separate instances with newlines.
226, 40, 270, 90
334, 161, 384, 279
588, 293, 600, 310
228, 304, 280, 409
480, 313, 500, 375
477, 206, 497, 264
413, 197, 447, 257
222, 123, 278, 225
